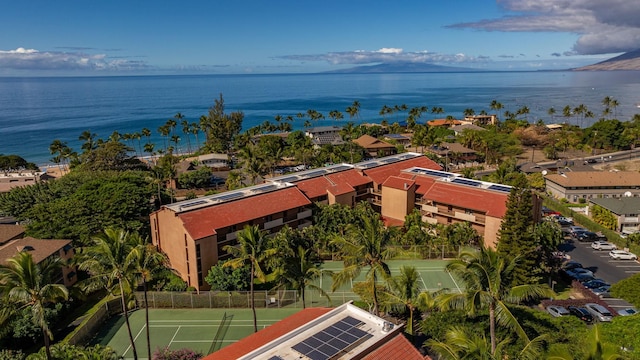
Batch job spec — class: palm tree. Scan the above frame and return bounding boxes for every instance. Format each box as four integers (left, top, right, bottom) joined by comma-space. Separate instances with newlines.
79, 130, 97, 154
331, 212, 397, 315
275, 245, 330, 308
384, 265, 438, 335
77, 228, 140, 360
548, 107, 556, 121
223, 225, 277, 333
181, 120, 192, 154
426, 326, 545, 360
0, 252, 69, 360
436, 246, 553, 354
131, 234, 169, 360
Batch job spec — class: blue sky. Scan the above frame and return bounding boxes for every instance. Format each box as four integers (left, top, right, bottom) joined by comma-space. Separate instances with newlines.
1, 0, 638, 75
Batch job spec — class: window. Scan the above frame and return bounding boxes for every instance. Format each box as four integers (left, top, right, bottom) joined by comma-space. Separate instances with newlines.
465, 209, 473, 215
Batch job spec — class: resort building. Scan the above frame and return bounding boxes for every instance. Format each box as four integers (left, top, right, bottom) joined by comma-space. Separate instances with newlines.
305, 126, 344, 146
0, 235, 77, 287
183, 153, 230, 169
383, 133, 413, 148
426, 119, 462, 128
463, 114, 497, 126
0, 170, 45, 193
424, 142, 478, 166
352, 135, 397, 158
588, 197, 640, 233
544, 171, 640, 202
151, 152, 526, 290
206, 302, 429, 360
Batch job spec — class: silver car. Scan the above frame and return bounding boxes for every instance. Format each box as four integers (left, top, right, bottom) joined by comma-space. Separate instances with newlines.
547, 305, 570, 317
609, 250, 638, 260
591, 241, 617, 251
585, 303, 613, 322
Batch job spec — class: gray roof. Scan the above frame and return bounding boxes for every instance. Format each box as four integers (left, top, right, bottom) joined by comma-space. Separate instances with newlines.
589, 197, 640, 215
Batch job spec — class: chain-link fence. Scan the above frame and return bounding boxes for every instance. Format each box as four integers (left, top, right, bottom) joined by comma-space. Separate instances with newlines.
134, 290, 361, 309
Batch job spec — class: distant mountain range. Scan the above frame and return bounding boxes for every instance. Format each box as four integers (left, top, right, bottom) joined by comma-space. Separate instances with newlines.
574, 49, 640, 71
324, 62, 480, 73
323, 51, 640, 73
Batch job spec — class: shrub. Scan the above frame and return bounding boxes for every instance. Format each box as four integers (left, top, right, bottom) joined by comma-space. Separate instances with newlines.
610, 273, 640, 307
152, 347, 203, 360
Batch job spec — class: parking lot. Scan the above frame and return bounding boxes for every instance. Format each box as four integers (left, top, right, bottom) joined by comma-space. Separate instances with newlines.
559, 238, 639, 312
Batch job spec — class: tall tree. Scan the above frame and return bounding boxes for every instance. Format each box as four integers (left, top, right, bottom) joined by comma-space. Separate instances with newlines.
202, 94, 243, 154
384, 266, 437, 335
223, 225, 276, 332
0, 252, 68, 360
275, 244, 330, 308
331, 211, 396, 315
77, 228, 141, 360
131, 234, 169, 360
497, 174, 537, 285
436, 246, 553, 354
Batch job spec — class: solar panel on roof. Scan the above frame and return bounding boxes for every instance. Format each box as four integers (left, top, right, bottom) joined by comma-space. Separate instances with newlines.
254, 184, 278, 193
303, 170, 326, 178
179, 200, 208, 209
411, 168, 455, 178
277, 176, 298, 183
331, 165, 351, 172
451, 178, 482, 187
488, 184, 512, 193
380, 158, 397, 163
359, 162, 377, 168
216, 192, 244, 201
292, 316, 372, 360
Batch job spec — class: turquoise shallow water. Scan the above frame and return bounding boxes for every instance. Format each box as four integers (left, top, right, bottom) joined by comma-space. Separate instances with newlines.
2, 71, 640, 164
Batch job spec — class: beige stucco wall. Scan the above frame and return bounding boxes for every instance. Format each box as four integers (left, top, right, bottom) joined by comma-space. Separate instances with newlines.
381, 185, 415, 221
483, 216, 503, 249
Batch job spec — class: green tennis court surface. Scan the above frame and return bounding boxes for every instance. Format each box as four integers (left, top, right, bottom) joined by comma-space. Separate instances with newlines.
93, 259, 458, 358
94, 308, 302, 359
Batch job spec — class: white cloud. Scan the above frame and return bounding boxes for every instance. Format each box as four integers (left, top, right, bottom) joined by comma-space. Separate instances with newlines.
448, 0, 640, 55
0, 47, 150, 71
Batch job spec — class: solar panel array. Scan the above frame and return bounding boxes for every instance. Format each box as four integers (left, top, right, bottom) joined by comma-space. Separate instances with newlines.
488, 184, 512, 193
292, 316, 372, 360
409, 168, 457, 178
216, 192, 245, 201
451, 178, 482, 187
179, 200, 207, 209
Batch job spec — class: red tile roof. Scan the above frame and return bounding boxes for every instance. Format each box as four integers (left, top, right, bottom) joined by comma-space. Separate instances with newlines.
353, 135, 395, 149
178, 187, 312, 240
427, 119, 462, 127
424, 182, 508, 217
294, 169, 371, 199
398, 173, 437, 195
382, 217, 405, 228
364, 157, 442, 185
383, 176, 415, 191
205, 308, 333, 360
362, 333, 431, 360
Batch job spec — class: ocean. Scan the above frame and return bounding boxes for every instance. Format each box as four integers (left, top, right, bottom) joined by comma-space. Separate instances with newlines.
2, 71, 640, 165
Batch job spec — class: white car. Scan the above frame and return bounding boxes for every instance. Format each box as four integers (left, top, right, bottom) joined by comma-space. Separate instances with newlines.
618, 308, 638, 316
591, 241, 617, 251
609, 250, 638, 260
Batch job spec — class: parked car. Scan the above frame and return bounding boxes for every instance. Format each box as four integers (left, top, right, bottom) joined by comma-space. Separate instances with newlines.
583, 279, 610, 289
566, 268, 594, 278
547, 305, 570, 317
609, 250, 638, 260
569, 226, 587, 235
585, 303, 613, 322
591, 285, 611, 298
617, 308, 638, 316
561, 260, 583, 270
568, 306, 594, 324
591, 241, 617, 251
575, 231, 598, 242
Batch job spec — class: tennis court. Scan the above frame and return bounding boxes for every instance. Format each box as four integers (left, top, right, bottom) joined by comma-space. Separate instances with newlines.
305, 259, 461, 307
96, 259, 458, 358
95, 308, 302, 359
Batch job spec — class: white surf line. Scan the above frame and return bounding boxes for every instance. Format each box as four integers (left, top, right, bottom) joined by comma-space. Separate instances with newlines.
168, 326, 182, 348
122, 324, 147, 358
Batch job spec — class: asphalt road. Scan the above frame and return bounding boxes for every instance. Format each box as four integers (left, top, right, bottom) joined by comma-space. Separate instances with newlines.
559, 239, 640, 285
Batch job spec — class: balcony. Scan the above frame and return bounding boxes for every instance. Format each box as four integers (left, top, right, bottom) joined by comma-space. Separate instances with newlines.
264, 218, 283, 230
226, 231, 239, 241
623, 217, 639, 223
454, 211, 476, 222
422, 204, 438, 213
297, 209, 313, 220
422, 216, 438, 225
